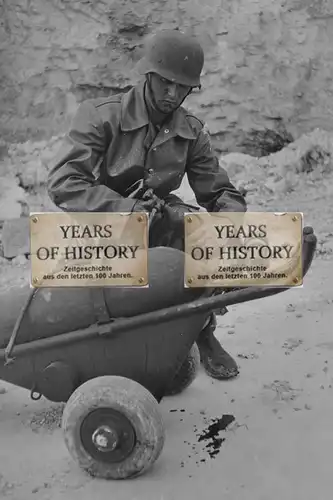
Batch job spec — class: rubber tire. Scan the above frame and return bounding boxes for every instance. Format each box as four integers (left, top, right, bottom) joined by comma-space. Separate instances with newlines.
61, 375, 165, 480
165, 343, 201, 396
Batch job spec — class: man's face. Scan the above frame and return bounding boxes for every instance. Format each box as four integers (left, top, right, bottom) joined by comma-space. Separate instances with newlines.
149, 73, 192, 113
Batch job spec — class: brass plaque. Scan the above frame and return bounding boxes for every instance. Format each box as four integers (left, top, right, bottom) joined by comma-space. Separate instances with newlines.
30, 212, 149, 287
184, 212, 303, 288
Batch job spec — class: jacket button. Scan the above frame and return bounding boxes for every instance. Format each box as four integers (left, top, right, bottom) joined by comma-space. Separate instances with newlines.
148, 168, 154, 174
164, 129, 169, 134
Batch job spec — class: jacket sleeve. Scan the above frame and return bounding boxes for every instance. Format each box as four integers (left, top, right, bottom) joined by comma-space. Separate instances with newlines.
186, 127, 247, 213
47, 101, 137, 213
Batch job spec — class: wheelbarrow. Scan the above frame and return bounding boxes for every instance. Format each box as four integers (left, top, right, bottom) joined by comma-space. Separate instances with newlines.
0, 227, 317, 480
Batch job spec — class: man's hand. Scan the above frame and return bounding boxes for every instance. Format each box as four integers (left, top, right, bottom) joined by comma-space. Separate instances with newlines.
132, 188, 165, 213
142, 189, 165, 211
132, 199, 157, 212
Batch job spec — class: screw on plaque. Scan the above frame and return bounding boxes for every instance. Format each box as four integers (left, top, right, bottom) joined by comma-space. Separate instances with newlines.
293, 277, 299, 284
138, 277, 146, 284
32, 216, 38, 223
137, 215, 144, 222
186, 216, 193, 223
187, 277, 193, 285
292, 216, 298, 222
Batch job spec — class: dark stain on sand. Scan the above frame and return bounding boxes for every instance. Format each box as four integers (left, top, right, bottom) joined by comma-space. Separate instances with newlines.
197, 414, 235, 458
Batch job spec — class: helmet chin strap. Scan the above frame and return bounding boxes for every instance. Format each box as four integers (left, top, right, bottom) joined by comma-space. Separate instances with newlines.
146, 74, 193, 115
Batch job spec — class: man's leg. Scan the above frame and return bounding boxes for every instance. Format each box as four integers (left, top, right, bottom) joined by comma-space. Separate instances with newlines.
149, 194, 239, 380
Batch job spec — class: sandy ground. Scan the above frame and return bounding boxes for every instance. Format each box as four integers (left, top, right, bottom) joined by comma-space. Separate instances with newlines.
0, 253, 332, 499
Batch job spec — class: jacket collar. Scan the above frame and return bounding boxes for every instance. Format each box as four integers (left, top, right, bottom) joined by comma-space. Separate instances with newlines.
120, 80, 196, 140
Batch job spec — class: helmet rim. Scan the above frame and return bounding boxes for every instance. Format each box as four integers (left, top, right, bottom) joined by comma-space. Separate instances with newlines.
137, 29, 204, 88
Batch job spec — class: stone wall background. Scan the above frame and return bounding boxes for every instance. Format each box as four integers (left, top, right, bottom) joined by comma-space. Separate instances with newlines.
1, 0, 333, 154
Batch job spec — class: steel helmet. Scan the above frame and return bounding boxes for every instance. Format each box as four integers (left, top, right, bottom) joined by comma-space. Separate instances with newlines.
137, 30, 204, 87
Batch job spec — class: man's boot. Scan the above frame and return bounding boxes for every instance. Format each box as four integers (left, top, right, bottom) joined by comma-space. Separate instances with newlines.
196, 312, 239, 380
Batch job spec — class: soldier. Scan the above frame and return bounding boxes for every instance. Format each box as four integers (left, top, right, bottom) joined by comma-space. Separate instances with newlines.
47, 29, 247, 380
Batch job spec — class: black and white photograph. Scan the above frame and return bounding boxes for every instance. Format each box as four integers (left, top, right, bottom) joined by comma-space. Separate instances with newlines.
0, 0, 331, 498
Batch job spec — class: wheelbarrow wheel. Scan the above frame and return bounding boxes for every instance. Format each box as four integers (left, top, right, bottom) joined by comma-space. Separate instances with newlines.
61, 375, 165, 480
165, 343, 201, 396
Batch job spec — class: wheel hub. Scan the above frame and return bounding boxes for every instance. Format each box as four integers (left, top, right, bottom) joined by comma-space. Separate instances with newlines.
92, 425, 119, 452
80, 408, 136, 463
